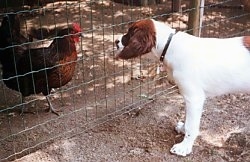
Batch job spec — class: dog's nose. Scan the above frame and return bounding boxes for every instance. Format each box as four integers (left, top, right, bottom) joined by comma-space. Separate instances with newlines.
115, 39, 120, 49
115, 39, 120, 44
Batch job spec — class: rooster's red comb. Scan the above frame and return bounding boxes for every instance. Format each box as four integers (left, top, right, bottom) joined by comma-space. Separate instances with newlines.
72, 23, 81, 32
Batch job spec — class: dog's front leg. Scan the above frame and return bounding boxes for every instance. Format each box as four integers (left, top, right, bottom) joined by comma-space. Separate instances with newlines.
170, 86, 205, 156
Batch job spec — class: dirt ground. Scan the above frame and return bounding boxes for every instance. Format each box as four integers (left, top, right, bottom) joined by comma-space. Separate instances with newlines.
0, 0, 250, 161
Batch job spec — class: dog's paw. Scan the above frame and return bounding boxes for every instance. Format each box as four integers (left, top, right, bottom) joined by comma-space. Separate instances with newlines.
175, 121, 185, 134
170, 141, 192, 156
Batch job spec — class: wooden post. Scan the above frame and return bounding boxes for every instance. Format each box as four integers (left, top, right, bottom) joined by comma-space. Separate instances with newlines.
199, 0, 204, 36
187, 0, 201, 36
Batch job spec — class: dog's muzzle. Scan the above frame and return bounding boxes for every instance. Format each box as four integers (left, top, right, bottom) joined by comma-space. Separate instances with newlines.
114, 37, 124, 59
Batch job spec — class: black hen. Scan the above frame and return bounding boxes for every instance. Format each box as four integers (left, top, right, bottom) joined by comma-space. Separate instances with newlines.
0, 14, 30, 73
0, 15, 83, 115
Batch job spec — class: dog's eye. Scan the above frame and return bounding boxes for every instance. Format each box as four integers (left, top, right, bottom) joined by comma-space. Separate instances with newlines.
121, 34, 129, 46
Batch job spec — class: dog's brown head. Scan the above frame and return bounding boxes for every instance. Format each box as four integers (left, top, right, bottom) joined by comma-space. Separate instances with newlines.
115, 19, 156, 59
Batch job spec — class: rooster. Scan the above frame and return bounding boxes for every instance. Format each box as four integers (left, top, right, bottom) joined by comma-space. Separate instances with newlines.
0, 14, 83, 115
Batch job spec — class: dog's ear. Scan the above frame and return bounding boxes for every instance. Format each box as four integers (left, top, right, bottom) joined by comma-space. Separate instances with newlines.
117, 28, 156, 59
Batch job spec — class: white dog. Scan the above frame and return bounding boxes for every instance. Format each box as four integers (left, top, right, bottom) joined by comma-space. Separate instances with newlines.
115, 19, 250, 156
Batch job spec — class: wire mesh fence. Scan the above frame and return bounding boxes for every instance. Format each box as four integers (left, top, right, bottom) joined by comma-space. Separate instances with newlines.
0, 0, 249, 161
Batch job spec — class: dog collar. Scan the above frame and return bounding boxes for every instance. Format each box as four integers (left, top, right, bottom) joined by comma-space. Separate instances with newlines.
160, 33, 174, 62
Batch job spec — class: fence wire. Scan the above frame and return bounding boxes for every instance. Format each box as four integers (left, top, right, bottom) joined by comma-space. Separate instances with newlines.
0, 0, 249, 161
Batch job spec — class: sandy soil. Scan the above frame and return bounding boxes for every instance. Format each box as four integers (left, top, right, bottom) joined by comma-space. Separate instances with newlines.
0, 0, 250, 161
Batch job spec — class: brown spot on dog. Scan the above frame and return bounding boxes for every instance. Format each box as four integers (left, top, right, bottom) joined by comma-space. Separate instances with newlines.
243, 36, 250, 49
117, 19, 156, 59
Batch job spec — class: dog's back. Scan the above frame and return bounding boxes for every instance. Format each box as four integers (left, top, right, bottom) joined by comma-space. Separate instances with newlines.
167, 33, 250, 96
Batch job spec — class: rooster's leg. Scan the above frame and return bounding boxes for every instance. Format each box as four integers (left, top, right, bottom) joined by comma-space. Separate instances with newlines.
46, 96, 60, 116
